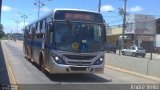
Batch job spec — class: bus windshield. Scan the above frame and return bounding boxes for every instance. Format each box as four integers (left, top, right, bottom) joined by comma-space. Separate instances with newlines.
54, 22, 105, 52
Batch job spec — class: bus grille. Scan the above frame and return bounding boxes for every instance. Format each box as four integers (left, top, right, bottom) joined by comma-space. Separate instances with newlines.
64, 54, 96, 60
70, 67, 88, 71
67, 61, 91, 66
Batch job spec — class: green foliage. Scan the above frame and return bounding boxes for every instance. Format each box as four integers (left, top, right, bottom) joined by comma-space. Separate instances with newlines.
0, 24, 5, 39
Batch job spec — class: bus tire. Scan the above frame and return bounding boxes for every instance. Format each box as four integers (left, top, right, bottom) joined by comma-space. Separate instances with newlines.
132, 52, 136, 57
39, 53, 45, 73
27, 47, 31, 61
26, 47, 29, 59
122, 51, 125, 55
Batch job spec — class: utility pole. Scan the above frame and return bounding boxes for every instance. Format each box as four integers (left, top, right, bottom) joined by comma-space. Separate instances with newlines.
15, 21, 20, 33
17, 12, 31, 27
34, 0, 51, 18
121, 0, 127, 49
98, 0, 101, 12
34, 0, 45, 18
12, 19, 20, 33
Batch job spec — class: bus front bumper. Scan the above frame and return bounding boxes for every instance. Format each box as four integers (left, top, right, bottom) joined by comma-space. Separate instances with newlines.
49, 63, 104, 74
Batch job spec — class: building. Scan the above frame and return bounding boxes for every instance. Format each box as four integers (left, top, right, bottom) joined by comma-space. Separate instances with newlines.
156, 18, 160, 34
125, 14, 156, 52
155, 18, 160, 48
106, 14, 156, 52
106, 26, 122, 45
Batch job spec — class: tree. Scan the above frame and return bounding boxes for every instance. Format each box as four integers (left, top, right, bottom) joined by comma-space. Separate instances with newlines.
0, 24, 5, 39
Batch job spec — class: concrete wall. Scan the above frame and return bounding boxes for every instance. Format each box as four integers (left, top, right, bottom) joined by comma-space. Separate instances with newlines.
105, 53, 160, 78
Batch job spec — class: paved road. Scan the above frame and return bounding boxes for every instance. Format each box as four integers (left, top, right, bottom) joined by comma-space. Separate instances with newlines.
0, 41, 10, 84
1, 40, 160, 90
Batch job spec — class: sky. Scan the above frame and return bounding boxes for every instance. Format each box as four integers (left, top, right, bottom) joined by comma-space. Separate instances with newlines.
1, 0, 160, 33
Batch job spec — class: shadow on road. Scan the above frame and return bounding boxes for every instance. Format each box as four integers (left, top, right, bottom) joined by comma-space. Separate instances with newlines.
0, 41, 10, 84
29, 60, 111, 83
45, 73, 111, 83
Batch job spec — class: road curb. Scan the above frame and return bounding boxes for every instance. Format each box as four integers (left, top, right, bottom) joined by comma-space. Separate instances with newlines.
105, 65, 160, 82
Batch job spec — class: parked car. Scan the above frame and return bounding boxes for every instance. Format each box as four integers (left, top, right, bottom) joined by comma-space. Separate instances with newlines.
121, 46, 146, 57
105, 44, 117, 53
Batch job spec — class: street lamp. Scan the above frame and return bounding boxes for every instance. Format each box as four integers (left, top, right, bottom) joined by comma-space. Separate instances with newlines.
12, 19, 20, 33
34, 0, 52, 18
107, 8, 127, 55
15, 21, 20, 33
108, 0, 127, 49
108, 11, 123, 18
17, 12, 31, 27
34, 0, 45, 18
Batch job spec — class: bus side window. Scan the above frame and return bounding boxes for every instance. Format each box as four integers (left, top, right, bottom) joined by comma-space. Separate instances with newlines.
40, 20, 43, 30
29, 25, 32, 38
28, 26, 30, 33
50, 32, 53, 43
35, 22, 38, 31
42, 19, 46, 33
48, 22, 53, 32
37, 22, 40, 32
47, 22, 54, 43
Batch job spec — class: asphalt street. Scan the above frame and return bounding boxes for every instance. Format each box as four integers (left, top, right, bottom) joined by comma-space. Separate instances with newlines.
0, 41, 10, 84
0, 40, 160, 90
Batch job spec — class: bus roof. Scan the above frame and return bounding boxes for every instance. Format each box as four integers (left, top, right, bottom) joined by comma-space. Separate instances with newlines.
53, 8, 101, 14
25, 8, 102, 27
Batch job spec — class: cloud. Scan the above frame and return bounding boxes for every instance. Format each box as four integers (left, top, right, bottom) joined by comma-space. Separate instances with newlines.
128, 6, 143, 12
101, 5, 115, 12
34, 7, 51, 12
41, 7, 51, 12
2, 5, 12, 12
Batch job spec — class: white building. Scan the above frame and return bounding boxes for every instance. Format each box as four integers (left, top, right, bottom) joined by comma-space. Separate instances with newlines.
125, 14, 156, 52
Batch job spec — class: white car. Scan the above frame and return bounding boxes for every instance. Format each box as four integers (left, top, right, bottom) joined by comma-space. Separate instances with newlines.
121, 46, 146, 57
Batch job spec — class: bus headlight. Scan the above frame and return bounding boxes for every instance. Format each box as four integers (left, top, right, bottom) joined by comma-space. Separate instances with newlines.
51, 55, 66, 64
93, 57, 104, 65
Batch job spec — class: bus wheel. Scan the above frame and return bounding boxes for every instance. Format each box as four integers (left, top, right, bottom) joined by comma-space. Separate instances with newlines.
25, 47, 29, 59
40, 54, 45, 73
27, 48, 31, 61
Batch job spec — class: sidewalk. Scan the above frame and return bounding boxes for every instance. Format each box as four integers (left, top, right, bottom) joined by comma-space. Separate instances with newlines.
145, 53, 160, 60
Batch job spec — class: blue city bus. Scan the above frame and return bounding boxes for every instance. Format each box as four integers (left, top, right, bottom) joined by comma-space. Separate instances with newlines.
23, 9, 106, 74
